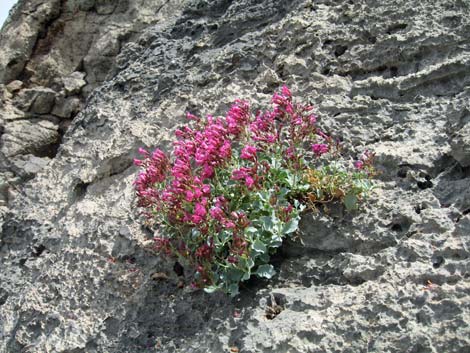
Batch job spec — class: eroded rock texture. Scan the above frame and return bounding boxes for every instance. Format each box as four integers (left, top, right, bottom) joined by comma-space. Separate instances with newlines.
1, 0, 469, 352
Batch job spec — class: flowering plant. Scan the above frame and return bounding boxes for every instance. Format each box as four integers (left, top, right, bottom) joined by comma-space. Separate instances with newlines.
134, 86, 374, 296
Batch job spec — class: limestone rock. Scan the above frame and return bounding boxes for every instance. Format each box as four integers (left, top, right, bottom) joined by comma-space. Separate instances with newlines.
5, 80, 23, 93
0, 0, 470, 353
10, 154, 51, 177
450, 122, 470, 167
52, 96, 82, 118
61, 72, 86, 96
1, 118, 59, 157
15, 87, 57, 114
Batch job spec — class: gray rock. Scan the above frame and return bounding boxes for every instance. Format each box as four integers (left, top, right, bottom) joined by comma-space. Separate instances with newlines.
5, 80, 23, 93
1, 0, 470, 352
95, 0, 118, 15
10, 154, 51, 176
52, 96, 82, 118
451, 122, 470, 167
15, 87, 57, 114
1, 118, 59, 157
78, 0, 96, 11
62, 72, 86, 96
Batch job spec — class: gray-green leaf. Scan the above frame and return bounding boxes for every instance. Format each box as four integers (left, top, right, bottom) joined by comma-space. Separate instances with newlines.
255, 264, 275, 279
252, 240, 267, 254
282, 218, 299, 234
344, 193, 358, 211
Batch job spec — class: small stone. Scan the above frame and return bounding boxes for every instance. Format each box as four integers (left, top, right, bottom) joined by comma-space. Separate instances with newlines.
15, 87, 57, 114
78, 0, 95, 11
31, 89, 57, 114
151, 272, 169, 281
11, 154, 51, 175
52, 97, 82, 118
6, 80, 23, 93
95, 0, 116, 15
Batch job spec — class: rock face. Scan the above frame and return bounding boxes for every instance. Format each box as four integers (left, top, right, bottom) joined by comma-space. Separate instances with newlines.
1, 0, 469, 352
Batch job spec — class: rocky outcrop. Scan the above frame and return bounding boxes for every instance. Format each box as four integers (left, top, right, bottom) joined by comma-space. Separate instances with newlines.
1, 0, 469, 352
0, 0, 185, 207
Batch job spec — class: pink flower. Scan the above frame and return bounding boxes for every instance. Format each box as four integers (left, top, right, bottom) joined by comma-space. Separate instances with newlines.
240, 145, 257, 160
281, 85, 292, 98
354, 160, 364, 169
231, 167, 251, 180
285, 146, 297, 161
312, 143, 329, 156
202, 165, 214, 179
317, 130, 329, 140
308, 114, 317, 125
138, 147, 149, 156
226, 100, 250, 136
185, 190, 194, 202
223, 220, 236, 229
194, 203, 207, 217
202, 184, 211, 194
192, 215, 203, 224
210, 206, 224, 220
245, 176, 255, 188
186, 112, 199, 121
292, 114, 302, 125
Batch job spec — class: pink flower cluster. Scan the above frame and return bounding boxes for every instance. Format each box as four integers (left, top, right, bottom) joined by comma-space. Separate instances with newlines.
134, 148, 169, 209
311, 143, 329, 156
133, 86, 326, 289
354, 150, 375, 171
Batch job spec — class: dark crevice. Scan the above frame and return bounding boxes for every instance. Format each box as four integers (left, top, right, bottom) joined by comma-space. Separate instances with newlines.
32, 244, 46, 257
17, 0, 67, 85
417, 179, 433, 190
397, 165, 409, 178
334, 45, 347, 57
386, 23, 408, 35
431, 255, 445, 269
72, 181, 89, 202
0, 292, 8, 306
32, 133, 62, 159
265, 293, 286, 320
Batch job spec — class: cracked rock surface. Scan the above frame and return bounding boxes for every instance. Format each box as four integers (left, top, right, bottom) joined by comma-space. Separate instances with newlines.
1, 0, 469, 352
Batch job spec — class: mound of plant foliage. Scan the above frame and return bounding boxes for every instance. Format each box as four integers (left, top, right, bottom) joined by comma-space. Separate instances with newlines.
134, 86, 374, 296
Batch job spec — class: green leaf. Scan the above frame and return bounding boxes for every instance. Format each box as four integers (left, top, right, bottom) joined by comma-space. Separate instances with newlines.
204, 285, 220, 294
268, 234, 283, 248
255, 264, 275, 279
278, 187, 290, 198
239, 257, 255, 270
282, 218, 299, 234
257, 191, 269, 203
228, 283, 240, 297
245, 226, 258, 235
260, 216, 274, 231
241, 271, 251, 281
344, 193, 358, 211
226, 268, 244, 282
214, 230, 231, 246
252, 240, 267, 254
286, 172, 297, 188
